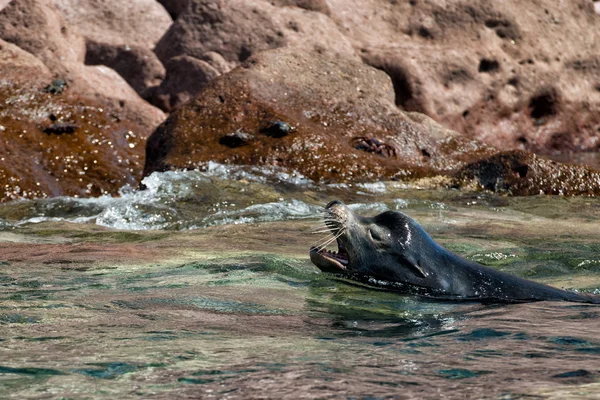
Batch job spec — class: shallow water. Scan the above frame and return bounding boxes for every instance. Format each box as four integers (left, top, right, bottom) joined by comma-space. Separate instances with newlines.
1, 166, 600, 399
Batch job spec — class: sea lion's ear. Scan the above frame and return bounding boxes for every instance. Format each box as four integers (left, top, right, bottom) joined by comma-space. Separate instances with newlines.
396, 253, 428, 278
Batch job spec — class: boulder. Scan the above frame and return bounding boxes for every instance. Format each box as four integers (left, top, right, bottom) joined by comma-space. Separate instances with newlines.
0, 59, 151, 201
143, 48, 494, 182
150, 55, 220, 112
153, 0, 356, 110
0, 0, 85, 74
0, 0, 165, 133
51, 0, 172, 48
0, 0, 166, 201
0, 38, 52, 82
0, 0, 11, 12
452, 150, 600, 196
156, 0, 189, 19
84, 40, 166, 97
272, 0, 331, 15
324, 0, 600, 155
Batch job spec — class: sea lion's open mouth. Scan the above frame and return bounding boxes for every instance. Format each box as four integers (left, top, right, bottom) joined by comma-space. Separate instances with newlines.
309, 239, 349, 273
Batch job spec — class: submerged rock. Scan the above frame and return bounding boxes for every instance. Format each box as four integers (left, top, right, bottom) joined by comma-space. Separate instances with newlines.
144, 48, 495, 182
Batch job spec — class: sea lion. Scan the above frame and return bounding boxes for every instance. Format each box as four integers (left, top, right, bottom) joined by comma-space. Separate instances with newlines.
310, 200, 600, 304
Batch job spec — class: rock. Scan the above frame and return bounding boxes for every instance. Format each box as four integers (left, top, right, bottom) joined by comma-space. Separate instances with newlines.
154, 0, 287, 64
150, 55, 221, 112
0, 0, 12, 12
0, 39, 52, 82
143, 48, 494, 182
156, 0, 189, 19
0, 0, 165, 134
452, 150, 600, 196
156, 0, 355, 64
67, 64, 165, 133
0, 0, 85, 74
84, 40, 166, 97
0, 76, 150, 201
51, 0, 172, 48
153, 0, 356, 107
0, 2, 166, 201
219, 130, 255, 148
272, 0, 331, 16
199, 51, 232, 74
325, 0, 600, 156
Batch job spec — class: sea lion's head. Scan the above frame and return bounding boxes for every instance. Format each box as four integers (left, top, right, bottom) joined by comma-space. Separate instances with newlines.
309, 200, 434, 285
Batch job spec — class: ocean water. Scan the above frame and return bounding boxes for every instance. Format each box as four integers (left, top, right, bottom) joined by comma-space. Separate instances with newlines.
1, 164, 600, 399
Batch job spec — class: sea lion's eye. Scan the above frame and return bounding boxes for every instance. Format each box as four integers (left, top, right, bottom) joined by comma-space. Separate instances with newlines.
368, 228, 382, 242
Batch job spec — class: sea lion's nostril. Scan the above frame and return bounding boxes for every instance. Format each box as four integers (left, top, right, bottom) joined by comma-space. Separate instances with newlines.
326, 200, 343, 209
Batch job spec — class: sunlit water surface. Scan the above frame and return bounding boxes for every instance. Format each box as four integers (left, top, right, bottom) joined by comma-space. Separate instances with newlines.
1, 164, 600, 399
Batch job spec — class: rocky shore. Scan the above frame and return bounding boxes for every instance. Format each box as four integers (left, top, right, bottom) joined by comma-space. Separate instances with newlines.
1, 0, 600, 201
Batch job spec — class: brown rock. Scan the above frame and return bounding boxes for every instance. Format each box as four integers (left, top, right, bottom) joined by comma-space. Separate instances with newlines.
51, 0, 172, 48
0, 0, 165, 134
0, 78, 149, 202
199, 51, 233, 74
272, 0, 331, 15
84, 40, 166, 97
0, 2, 165, 201
0, 0, 12, 12
325, 0, 600, 156
0, 0, 85, 74
153, 0, 356, 106
0, 38, 52, 82
143, 48, 494, 182
452, 150, 600, 196
156, 0, 189, 19
150, 55, 220, 112
154, 0, 287, 64
68, 64, 165, 134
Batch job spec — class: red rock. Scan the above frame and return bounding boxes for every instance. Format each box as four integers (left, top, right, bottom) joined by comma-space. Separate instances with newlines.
51, 0, 172, 48
0, 0, 165, 133
150, 55, 220, 112
273, 0, 331, 15
156, 0, 189, 19
0, 71, 150, 201
0, 2, 166, 201
153, 0, 356, 109
0, 39, 52, 82
0, 0, 85, 74
326, 0, 600, 156
84, 40, 166, 97
452, 150, 600, 196
143, 48, 494, 182
0, 0, 11, 12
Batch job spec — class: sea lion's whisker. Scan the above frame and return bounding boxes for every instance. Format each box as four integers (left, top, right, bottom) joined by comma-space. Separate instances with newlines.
310, 229, 343, 248
315, 230, 345, 251
309, 232, 336, 246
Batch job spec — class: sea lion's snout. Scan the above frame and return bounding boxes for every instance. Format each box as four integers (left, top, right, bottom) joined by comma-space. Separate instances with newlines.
325, 200, 343, 209
309, 200, 352, 273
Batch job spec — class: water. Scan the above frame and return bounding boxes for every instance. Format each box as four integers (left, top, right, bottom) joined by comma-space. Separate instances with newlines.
1, 165, 600, 399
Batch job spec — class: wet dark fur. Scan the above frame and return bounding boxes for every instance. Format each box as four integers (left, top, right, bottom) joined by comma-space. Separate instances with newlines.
310, 201, 600, 304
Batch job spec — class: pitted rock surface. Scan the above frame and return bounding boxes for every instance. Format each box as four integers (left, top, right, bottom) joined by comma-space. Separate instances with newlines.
144, 48, 495, 182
